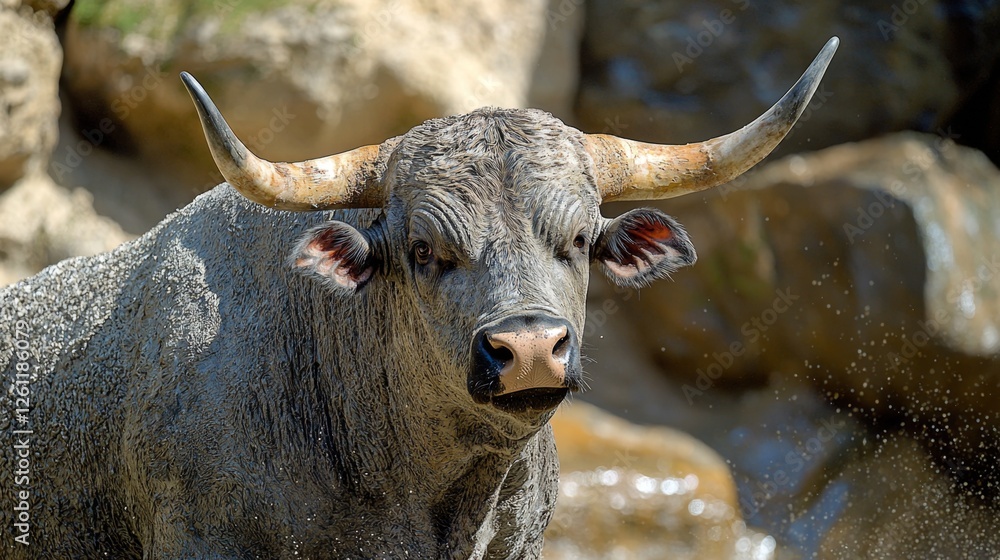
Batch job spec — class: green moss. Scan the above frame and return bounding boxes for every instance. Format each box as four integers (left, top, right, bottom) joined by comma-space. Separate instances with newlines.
72, 0, 323, 39
71, 0, 157, 33
207, 0, 298, 34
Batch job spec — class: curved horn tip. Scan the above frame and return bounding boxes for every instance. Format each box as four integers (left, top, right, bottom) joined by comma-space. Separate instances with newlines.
179, 71, 251, 169
780, 36, 840, 121
180, 72, 221, 128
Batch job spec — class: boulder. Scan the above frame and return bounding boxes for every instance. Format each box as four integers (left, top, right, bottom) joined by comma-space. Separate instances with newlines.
545, 401, 781, 559
58, 0, 582, 225
577, 0, 1000, 158
0, 173, 131, 286
0, 3, 61, 188
596, 131, 1000, 478
817, 433, 1000, 558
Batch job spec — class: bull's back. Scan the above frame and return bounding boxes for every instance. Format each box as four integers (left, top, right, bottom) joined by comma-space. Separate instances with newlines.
0, 248, 147, 556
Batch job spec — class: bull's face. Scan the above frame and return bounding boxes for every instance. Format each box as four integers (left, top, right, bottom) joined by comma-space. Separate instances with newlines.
180, 37, 837, 418
291, 110, 696, 414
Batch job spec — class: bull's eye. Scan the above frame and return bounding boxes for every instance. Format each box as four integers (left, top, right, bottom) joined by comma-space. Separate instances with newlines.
573, 235, 587, 250
413, 241, 433, 266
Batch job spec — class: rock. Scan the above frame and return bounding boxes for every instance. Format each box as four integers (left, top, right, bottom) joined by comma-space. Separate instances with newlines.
0, 4, 61, 188
576, 0, 999, 158
48, 109, 203, 235
19, 0, 70, 17
818, 433, 1000, 559
575, 326, 998, 558
0, 173, 132, 286
58, 0, 582, 223
544, 400, 781, 559
598, 131, 1000, 483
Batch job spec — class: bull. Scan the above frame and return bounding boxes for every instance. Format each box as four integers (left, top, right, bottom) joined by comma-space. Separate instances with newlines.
0, 38, 837, 558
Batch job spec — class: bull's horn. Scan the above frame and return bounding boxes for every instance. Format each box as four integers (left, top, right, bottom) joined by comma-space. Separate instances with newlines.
180, 72, 385, 210
588, 36, 839, 202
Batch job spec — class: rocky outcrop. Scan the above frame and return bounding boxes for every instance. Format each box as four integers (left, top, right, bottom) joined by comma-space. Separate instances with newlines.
0, 1, 131, 285
0, 173, 131, 285
0, 2, 61, 188
577, 0, 1000, 158
596, 131, 1000, 481
58, 0, 582, 225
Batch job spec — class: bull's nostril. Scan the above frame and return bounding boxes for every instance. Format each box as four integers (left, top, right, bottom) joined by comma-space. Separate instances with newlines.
486, 341, 514, 364
552, 333, 569, 357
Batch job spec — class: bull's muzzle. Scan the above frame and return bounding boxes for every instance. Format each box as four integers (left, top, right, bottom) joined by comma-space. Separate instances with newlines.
469, 314, 581, 411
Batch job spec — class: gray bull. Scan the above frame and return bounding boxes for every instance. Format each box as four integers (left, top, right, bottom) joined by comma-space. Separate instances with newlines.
0, 38, 837, 558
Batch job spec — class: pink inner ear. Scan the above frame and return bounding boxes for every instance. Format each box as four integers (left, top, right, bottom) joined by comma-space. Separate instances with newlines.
632, 220, 675, 244
294, 241, 329, 270
295, 237, 369, 289
620, 218, 675, 264
602, 215, 684, 278
604, 259, 642, 278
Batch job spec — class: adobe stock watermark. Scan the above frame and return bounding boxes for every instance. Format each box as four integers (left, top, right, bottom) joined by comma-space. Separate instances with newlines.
601, 115, 629, 136
842, 127, 960, 244
213, 0, 239, 15
887, 252, 1000, 370
546, 0, 584, 30
877, 0, 931, 41
189, 106, 297, 196
683, 288, 799, 404
242, 106, 296, 154
462, 75, 502, 112
50, 64, 293, 189
738, 414, 846, 518
791, 84, 834, 132
673, 0, 751, 73
10, 319, 34, 546
583, 282, 636, 339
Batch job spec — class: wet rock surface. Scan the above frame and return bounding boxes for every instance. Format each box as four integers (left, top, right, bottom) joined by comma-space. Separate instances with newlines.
545, 401, 781, 560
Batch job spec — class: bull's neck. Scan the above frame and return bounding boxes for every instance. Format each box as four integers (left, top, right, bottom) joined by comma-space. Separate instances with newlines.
289, 276, 545, 500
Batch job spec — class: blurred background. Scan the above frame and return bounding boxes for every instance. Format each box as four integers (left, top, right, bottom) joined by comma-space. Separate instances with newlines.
3, 0, 1000, 557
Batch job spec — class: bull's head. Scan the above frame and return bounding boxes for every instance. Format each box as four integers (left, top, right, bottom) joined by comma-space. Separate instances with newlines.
181, 37, 838, 418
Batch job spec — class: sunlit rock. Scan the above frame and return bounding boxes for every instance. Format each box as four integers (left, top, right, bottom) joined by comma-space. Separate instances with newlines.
0, 3, 61, 187
59, 0, 582, 230
545, 401, 781, 559
0, 173, 131, 286
602, 133, 1000, 469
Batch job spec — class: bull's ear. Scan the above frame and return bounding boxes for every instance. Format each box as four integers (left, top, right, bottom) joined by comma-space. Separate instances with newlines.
594, 208, 696, 288
292, 221, 377, 293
